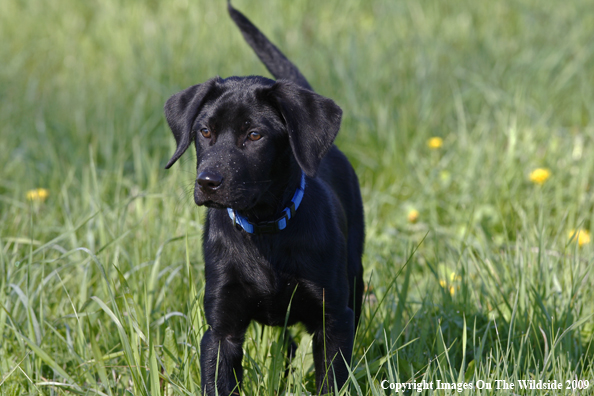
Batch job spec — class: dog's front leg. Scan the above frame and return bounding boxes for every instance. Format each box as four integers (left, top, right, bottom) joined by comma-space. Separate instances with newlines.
200, 281, 251, 396
312, 307, 355, 394
200, 327, 246, 396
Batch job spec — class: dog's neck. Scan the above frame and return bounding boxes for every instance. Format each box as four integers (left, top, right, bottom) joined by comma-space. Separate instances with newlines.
242, 167, 303, 222
229, 159, 306, 234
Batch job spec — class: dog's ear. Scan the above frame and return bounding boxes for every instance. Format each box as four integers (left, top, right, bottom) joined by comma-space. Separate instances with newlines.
164, 79, 217, 169
267, 80, 342, 177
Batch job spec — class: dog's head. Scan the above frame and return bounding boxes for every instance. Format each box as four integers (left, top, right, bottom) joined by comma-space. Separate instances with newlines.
164, 76, 342, 212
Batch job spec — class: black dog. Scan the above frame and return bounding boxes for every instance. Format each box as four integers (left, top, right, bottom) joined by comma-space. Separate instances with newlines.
164, 3, 364, 395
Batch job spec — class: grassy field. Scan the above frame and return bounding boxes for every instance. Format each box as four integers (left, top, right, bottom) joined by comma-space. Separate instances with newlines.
2, 0, 594, 394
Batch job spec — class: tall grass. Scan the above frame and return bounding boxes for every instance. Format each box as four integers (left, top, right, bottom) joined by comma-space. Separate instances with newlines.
1, 0, 594, 394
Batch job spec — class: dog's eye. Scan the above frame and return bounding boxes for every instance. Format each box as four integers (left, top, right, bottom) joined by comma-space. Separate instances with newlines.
248, 131, 262, 141
200, 128, 212, 138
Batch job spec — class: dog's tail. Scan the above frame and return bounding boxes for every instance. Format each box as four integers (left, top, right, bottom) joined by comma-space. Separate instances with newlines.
227, 1, 313, 91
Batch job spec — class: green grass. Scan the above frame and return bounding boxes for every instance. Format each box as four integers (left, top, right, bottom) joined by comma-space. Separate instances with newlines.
2, 0, 594, 394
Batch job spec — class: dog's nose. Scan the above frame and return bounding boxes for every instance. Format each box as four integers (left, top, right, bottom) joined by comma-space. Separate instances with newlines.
197, 171, 223, 191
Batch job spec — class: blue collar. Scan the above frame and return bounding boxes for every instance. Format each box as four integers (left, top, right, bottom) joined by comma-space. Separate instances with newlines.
227, 172, 306, 234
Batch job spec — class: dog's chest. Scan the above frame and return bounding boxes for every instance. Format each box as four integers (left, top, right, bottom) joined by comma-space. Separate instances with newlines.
250, 275, 301, 326
206, 212, 329, 327
235, 250, 309, 326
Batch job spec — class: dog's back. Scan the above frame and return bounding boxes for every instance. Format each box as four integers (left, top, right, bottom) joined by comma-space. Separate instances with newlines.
318, 146, 365, 323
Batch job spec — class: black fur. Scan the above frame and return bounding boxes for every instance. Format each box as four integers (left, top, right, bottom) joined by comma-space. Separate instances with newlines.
164, 3, 364, 395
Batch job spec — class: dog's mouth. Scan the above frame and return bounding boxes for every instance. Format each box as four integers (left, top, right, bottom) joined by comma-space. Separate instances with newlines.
194, 190, 260, 212
194, 176, 275, 211
200, 201, 228, 210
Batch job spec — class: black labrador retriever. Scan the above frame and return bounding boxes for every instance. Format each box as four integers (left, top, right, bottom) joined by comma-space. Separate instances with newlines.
164, 3, 364, 395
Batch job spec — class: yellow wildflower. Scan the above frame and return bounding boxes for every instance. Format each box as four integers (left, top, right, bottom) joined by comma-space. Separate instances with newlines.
529, 168, 551, 185
26, 188, 49, 202
427, 137, 443, 149
439, 279, 456, 296
450, 272, 461, 282
407, 209, 419, 223
569, 229, 591, 247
